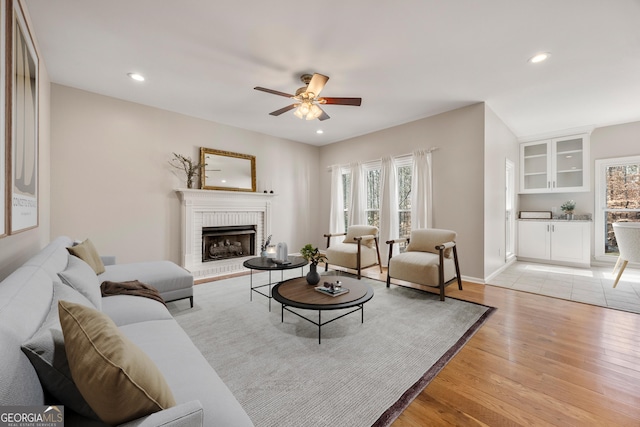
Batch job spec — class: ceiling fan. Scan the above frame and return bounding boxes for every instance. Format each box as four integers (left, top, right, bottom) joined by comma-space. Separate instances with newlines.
254, 73, 362, 121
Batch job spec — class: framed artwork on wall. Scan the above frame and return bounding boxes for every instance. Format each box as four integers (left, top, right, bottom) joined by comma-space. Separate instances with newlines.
9, 0, 38, 234
0, 0, 6, 238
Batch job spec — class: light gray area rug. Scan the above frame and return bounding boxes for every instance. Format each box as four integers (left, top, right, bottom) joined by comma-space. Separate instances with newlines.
168, 271, 494, 427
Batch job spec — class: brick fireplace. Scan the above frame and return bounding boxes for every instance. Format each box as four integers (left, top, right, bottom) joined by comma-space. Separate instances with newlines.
176, 189, 275, 279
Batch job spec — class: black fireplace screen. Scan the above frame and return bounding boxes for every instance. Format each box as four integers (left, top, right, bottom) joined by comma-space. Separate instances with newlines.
202, 225, 256, 262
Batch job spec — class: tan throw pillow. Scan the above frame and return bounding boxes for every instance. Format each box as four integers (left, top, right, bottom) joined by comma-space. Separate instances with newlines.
67, 239, 105, 275
58, 300, 176, 425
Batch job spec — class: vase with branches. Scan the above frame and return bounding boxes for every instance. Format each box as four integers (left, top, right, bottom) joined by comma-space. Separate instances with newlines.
169, 152, 204, 189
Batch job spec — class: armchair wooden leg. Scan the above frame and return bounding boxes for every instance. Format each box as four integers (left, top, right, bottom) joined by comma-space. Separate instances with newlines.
438, 250, 446, 301
386, 269, 391, 288
453, 246, 463, 290
357, 240, 362, 280
375, 237, 383, 273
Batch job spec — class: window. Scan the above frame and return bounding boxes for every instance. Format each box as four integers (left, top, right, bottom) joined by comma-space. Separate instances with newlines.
396, 157, 412, 240
364, 164, 381, 228
595, 156, 640, 260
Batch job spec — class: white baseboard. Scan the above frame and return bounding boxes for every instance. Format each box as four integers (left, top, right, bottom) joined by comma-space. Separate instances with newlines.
484, 258, 518, 284
462, 275, 485, 285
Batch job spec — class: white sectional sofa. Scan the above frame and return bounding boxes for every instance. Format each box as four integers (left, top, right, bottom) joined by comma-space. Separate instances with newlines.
0, 236, 253, 426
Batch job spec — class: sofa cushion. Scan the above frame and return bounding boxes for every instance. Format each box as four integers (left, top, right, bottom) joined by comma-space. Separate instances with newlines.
58, 300, 176, 425
58, 255, 101, 310
101, 295, 173, 327
21, 282, 99, 420
67, 239, 105, 275
326, 243, 378, 270
406, 228, 456, 258
99, 261, 193, 303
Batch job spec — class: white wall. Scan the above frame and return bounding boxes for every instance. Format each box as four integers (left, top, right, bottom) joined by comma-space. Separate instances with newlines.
50, 84, 320, 265
319, 103, 486, 281
0, 1, 51, 280
484, 105, 518, 277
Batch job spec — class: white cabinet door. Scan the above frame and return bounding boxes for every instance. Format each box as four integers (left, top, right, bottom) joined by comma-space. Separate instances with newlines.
552, 135, 590, 192
520, 141, 551, 193
519, 134, 590, 193
518, 221, 550, 260
550, 222, 590, 264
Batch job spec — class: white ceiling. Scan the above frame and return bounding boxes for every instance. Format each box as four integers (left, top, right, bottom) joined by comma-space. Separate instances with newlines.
24, 0, 640, 146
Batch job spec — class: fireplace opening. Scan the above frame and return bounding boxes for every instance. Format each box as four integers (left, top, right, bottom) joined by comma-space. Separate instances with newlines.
202, 225, 256, 262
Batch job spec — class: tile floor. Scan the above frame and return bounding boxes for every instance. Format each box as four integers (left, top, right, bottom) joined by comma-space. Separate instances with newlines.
488, 261, 640, 314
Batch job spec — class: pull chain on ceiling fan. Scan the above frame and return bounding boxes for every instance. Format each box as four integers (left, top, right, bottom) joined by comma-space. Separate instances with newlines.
254, 73, 362, 121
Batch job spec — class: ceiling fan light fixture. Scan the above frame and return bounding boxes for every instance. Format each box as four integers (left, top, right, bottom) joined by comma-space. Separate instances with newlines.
293, 108, 304, 119
309, 104, 322, 119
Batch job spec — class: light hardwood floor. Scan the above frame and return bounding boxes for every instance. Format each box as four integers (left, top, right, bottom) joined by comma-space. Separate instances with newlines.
201, 265, 640, 426
364, 267, 640, 426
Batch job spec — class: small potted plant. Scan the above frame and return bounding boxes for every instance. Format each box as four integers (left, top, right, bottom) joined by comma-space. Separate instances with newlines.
300, 244, 327, 285
561, 200, 576, 220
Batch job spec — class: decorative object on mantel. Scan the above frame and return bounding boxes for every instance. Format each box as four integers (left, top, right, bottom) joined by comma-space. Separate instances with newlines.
260, 235, 272, 258
561, 200, 576, 220
169, 152, 204, 189
300, 244, 328, 285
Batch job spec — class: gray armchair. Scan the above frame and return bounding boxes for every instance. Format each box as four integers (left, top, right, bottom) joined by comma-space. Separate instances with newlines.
386, 228, 462, 301
324, 225, 383, 279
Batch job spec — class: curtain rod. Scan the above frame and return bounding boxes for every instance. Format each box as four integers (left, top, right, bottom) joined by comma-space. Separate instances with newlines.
326, 147, 439, 171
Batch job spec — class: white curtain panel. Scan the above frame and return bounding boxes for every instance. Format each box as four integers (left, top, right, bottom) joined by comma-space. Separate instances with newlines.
411, 149, 433, 230
379, 156, 399, 266
348, 162, 366, 226
329, 164, 345, 245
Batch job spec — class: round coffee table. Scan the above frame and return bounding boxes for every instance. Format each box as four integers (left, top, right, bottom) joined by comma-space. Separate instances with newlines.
243, 256, 308, 311
272, 276, 374, 344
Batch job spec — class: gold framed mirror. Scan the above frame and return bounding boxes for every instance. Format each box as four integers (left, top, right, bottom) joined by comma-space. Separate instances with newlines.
200, 148, 256, 192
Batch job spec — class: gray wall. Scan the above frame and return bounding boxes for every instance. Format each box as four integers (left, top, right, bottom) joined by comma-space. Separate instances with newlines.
319, 103, 487, 281
484, 105, 519, 277
49, 85, 321, 265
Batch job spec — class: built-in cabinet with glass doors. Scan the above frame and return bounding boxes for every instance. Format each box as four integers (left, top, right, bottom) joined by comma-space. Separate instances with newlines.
520, 134, 590, 193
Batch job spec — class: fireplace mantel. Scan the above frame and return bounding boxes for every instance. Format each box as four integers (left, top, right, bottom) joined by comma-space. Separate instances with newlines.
176, 189, 276, 279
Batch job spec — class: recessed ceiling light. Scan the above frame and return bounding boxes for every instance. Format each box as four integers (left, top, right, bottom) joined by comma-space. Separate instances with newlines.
316, 130, 324, 134
127, 73, 145, 81
529, 52, 550, 64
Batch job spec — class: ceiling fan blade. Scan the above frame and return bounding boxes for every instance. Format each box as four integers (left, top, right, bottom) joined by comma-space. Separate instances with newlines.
321, 97, 362, 106
254, 87, 295, 98
306, 73, 329, 97
269, 104, 298, 116
318, 108, 330, 121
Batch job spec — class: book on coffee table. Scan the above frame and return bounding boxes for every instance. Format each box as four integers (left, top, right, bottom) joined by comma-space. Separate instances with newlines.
314, 286, 350, 297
